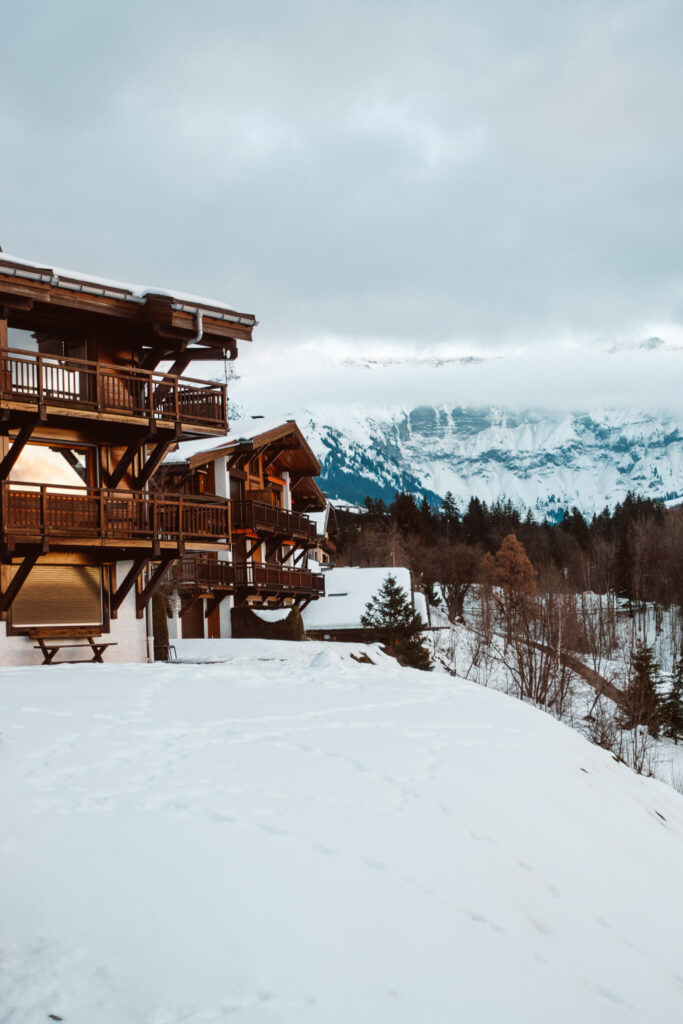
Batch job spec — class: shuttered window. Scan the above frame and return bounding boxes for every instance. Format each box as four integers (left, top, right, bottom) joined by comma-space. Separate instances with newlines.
11, 565, 103, 627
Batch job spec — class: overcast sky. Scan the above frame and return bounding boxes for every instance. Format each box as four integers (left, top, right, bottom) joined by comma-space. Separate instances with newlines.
2, 1, 683, 411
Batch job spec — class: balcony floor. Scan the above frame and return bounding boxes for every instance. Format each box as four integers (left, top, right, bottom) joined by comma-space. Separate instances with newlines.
1, 399, 227, 439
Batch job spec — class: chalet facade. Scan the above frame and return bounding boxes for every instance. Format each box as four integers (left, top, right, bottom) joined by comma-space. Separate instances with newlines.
156, 420, 326, 639
0, 252, 255, 664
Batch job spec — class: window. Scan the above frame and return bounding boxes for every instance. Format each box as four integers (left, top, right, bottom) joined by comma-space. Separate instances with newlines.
10, 564, 103, 628
9, 439, 96, 490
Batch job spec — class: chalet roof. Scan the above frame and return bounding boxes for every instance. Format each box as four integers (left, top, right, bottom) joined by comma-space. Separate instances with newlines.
306, 504, 338, 538
0, 253, 256, 325
0, 252, 257, 350
290, 473, 327, 513
176, 418, 322, 477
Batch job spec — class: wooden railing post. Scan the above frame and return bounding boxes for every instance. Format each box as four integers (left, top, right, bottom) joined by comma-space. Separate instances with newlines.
152, 492, 158, 538
36, 351, 44, 408
99, 487, 105, 537
40, 485, 48, 541
178, 495, 184, 542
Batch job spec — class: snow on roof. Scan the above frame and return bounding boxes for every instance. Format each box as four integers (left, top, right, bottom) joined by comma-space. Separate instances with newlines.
0, 252, 256, 324
162, 417, 323, 475
302, 566, 415, 631
162, 434, 230, 465
224, 417, 294, 443
306, 509, 329, 536
328, 499, 367, 514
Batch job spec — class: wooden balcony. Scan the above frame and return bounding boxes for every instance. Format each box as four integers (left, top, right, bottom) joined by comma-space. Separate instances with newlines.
0, 348, 227, 434
0, 482, 230, 550
169, 556, 325, 597
245, 561, 325, 596
232, 500, 318, 542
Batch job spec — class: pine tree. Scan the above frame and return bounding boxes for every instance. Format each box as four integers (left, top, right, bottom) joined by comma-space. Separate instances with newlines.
441, 492, 459, 540
419, 496, 435, 541
361, 574, 431, 671
623, 643, 662, 737
662, 658, 683, 744
462, 496, 487, 545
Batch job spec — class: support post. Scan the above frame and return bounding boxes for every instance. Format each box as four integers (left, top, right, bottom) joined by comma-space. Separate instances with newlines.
134, 439, 174, 491
0, 552, 39, 614
111, 555, 149, 618
204, 593, 226, 618
106, 437, 145, 489
0, 421, 37, 481
246, 539, 262, 560
136, 556, 176, 619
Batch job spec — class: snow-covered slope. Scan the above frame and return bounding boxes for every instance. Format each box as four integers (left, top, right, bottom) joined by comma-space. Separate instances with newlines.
2, 641, 683, 1022
295, 405, 683, 515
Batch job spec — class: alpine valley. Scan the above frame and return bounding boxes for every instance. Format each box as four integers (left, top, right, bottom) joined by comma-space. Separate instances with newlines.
293, 406, 683, 518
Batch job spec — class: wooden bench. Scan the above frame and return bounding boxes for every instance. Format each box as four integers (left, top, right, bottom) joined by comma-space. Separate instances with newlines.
28, 627, 117, 665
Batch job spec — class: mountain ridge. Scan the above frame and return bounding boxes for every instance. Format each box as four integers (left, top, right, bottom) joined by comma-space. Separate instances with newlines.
293, 405, 683, 516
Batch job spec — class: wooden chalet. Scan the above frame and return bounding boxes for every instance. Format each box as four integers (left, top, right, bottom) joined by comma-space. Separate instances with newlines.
0, 251, 255, 664
155, 419, 327, 639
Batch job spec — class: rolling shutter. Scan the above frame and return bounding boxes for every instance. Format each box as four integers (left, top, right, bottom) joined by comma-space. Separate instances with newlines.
11, 565, 103, 627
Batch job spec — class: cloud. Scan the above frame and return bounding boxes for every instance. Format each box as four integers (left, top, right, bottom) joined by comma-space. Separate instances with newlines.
2, 0, 683, 374
228, 329, 683, 419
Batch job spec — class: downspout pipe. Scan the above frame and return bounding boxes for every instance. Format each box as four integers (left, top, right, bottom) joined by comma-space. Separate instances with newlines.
189, 310, 203, 347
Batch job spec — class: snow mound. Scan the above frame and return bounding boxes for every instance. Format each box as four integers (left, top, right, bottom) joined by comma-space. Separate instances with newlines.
1, 640, 683, 1023
308, 648, 342, 671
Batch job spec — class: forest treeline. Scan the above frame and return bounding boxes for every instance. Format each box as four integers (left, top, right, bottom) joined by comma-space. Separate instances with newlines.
338, 490, 683, 775
337, 491, 683, 615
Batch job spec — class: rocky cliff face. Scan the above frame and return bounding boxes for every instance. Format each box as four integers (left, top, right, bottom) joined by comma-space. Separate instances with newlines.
297, 406, 683, 516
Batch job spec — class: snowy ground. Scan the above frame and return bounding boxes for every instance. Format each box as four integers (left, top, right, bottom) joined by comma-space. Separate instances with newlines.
2, 639, 683, 1022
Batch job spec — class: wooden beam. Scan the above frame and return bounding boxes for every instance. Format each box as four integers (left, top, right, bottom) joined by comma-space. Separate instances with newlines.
139, 349, 170, 372
280, 544, 300, 565
110, 555, 149, 618
52, 447, 88, 484
181, 345, 235, 362
293, 546, 311, 566
136, 557, 176, 618
265, 536, 285, 560
204, 593, 227, 618
0, 421, 37, 481
133, 439, 174, 490
0, 552, 39, 614
106, 437, 145, 489
226, 444, 253, 472
246, 540, 262, 560
164, 354, 192, 379
0, 293, 34, 312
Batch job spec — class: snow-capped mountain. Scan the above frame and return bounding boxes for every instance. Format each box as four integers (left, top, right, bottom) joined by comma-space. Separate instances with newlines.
295, 406, 683, 516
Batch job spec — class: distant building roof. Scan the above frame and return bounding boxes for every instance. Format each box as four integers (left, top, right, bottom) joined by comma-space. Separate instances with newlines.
302, 566, 418, 631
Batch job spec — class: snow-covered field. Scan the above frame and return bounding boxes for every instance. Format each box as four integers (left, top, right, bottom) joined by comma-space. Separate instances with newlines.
2, 639, 683, 1023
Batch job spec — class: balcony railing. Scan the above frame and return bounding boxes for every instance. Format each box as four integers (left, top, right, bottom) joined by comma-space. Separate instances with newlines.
0, 482, 230, 545
245, 562, 325, 595
232, 500, 318, 541
0, 347, 226, 430
169, 556, 325, 595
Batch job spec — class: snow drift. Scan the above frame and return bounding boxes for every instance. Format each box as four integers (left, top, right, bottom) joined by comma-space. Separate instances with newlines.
1, 639, 683, 1022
